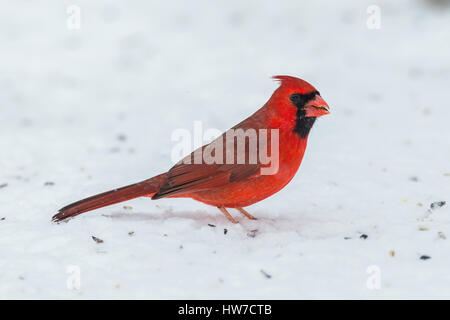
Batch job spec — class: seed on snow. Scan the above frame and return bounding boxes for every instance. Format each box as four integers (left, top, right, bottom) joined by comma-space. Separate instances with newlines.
430, 201, 446, 210
92, 236, 104, 243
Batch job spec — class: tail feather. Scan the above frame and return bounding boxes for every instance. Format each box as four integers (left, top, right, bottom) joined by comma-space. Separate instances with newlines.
52, 173, 167, 222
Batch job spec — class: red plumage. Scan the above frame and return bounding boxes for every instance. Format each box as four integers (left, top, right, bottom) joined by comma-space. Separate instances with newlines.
53, 75, 329, 224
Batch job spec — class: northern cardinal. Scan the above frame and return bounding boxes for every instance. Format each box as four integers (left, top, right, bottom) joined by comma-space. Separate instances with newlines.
52, 76, 329, 224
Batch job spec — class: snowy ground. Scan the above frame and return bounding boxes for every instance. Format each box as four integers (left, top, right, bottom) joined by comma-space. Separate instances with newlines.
1, 0, 450, 299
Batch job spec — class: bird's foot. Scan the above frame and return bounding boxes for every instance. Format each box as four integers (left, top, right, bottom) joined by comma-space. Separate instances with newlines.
236, 207, 257, 220
217, 206, 238, 224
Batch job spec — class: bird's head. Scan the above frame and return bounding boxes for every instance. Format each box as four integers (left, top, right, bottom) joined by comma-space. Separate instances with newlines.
272, 75, 330, 118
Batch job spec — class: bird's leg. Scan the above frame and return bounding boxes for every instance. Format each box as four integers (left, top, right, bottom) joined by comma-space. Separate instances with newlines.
217, 206, 238, 224
236, 207, 257, 220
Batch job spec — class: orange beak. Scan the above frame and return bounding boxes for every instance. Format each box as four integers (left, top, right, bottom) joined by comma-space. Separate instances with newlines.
304, 95, 330, 117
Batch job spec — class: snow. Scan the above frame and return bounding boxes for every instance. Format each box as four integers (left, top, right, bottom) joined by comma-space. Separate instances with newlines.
1, 0, 450, 299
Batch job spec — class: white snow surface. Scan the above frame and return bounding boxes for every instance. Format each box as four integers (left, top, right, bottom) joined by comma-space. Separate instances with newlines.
1, 0, 450, 299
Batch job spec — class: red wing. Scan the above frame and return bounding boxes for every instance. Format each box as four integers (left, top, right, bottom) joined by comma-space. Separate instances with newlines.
151, 152, 261, 199
152, 111, 268, 199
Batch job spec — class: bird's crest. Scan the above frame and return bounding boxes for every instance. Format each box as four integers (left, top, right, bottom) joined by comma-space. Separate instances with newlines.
272, 75, 317, 94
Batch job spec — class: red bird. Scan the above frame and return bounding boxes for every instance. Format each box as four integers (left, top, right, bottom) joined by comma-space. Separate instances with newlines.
52, 76, 329, 224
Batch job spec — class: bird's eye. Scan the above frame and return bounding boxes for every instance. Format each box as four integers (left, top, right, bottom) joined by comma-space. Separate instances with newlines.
290, 94, 300, 102
290, 91, 320, 108
290, 93, 307, 106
